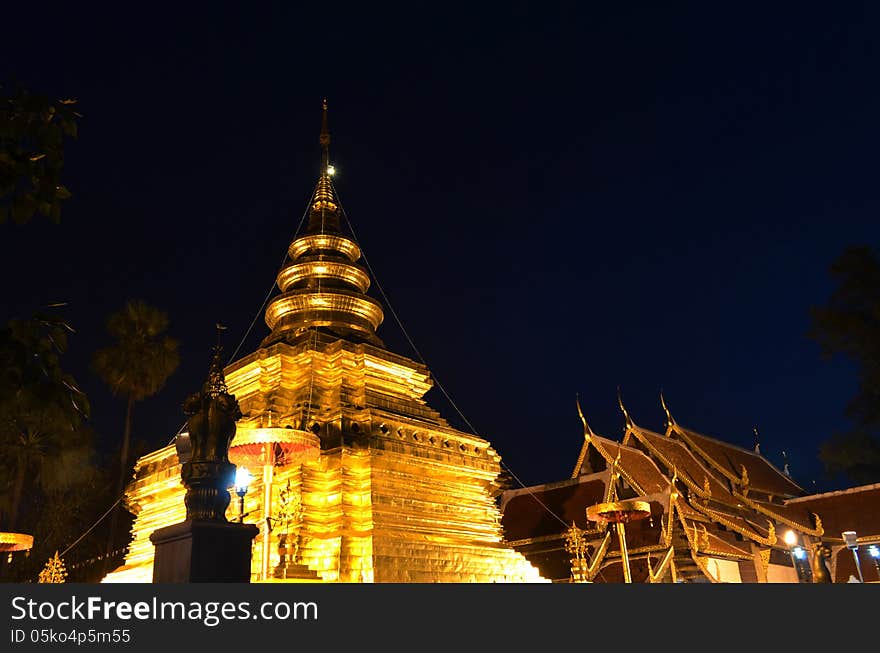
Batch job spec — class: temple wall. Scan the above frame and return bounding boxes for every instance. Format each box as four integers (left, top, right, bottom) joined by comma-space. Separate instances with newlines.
703, 557, 742, 583
766, 563, 798, 583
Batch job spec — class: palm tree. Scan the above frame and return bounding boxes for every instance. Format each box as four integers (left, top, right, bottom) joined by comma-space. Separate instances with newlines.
92, 300, 180, 505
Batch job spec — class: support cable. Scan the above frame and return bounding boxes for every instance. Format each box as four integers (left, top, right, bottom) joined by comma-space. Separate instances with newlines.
333, 180, 570, 530
64, 188, 320, 568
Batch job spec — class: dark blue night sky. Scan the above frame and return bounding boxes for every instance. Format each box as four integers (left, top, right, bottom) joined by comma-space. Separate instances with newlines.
3, 2, 878, 492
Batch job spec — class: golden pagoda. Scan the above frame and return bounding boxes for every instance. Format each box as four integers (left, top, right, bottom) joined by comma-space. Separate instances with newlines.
103, 101, 544, 583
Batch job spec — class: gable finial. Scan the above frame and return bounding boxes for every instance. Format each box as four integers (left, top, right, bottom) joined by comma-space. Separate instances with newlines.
617, 386, 634, 432
660, 390, 676, 432
575, 393, 596, 441
753, 426, 761, 454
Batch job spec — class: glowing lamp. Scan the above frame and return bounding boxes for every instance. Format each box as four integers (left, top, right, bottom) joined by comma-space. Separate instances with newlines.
869, 545, 880, 559
234, 466, 253, 497
792, 546, 807, 561
327, 165, 336, 176
842, 531, 859, 550
234, 466, 252, 523
783, 530, 798, 547
842, 531, 864, 582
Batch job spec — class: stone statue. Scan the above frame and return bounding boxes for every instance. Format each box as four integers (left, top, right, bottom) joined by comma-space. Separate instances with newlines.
180, 346, 242, 521
811, 544, 833, 583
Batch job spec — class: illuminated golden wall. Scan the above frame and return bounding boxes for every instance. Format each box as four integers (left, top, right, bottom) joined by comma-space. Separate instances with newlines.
103, 337, 544, 583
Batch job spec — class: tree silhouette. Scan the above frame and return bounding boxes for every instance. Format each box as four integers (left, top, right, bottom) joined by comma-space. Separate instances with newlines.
92, 300, 180, 503
0, 312, 90, 531
810, 245, 880, 485
0, 83, 80, 224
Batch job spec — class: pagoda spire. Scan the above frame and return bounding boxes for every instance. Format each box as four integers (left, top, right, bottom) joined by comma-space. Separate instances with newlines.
307, 98, 341, 235
320, 97, 330, 174
262, 101, 384, 347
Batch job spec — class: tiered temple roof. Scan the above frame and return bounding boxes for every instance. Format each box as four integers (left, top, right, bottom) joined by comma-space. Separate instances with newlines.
501, 395, 873, 583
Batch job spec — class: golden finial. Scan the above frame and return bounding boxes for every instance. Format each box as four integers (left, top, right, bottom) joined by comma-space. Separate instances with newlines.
319, 97, 331, 173
766, 520, 776, 545
702, 475, 711, 502
740, 464, 749, 487
700, 524, 711, 550
617, 387, 634, 432
660, 391, 676, 433
812, 512, 824, 536
575, 393, 595, 442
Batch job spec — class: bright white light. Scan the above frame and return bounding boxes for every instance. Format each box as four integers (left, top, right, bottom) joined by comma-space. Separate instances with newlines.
234, 466, 253, 494
792, 546, 807, 560
869, 545, 880, 559
842, 530, 859, 549
327, 165, 336, 176
783, 530, 798, 547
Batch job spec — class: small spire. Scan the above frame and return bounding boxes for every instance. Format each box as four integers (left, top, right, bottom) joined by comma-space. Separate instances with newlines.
753, 426, 761, 454
660, 391, 676, 432
617, 387, 634, 432
309, 98, 339, 222
575, 393, 596, 441
205, 324, 229, 398
782, 450, 791, 477
320, 97, 330, 174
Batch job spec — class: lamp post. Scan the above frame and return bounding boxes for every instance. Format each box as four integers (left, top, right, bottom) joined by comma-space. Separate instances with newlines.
868, 545, 880, 581
842, 531, 863, 583
783, 530, 809, 583
234, 466, 253, 523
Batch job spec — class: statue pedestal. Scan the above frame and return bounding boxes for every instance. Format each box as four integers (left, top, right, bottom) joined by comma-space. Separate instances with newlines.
150, 520, 259, 583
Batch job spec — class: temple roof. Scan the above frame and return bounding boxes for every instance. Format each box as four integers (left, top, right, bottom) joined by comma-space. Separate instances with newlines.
627, 426, 738, 505
786, 483, 880, 540
741, 496, 822, 536
671, 425, 803, 498
502, 398, 880, 582
681, 518, 754, 559
576, 430, 671, 495
692, 502, 775, 545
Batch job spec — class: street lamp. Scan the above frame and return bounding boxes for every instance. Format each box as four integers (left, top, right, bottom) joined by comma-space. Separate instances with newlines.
868, 545, 880, 581
234, 466, 253, 523
783, 530, 809, 583
842, 531, 863, 583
